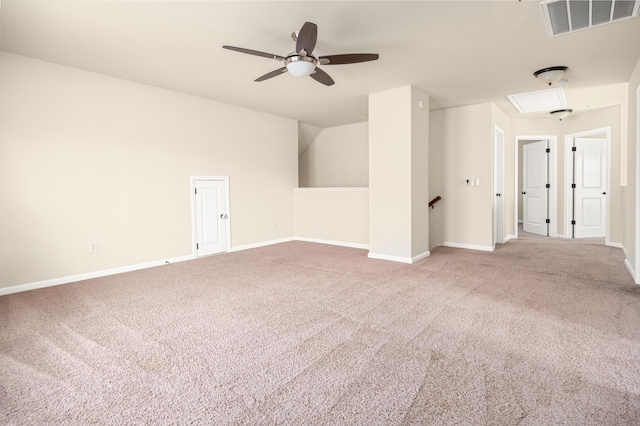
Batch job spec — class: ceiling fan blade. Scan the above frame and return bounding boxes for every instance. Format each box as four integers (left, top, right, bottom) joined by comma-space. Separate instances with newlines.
296, 22, 318, 55
318, 53, 379, 65
310, 67, 335, 86
255, 67, 287, 82
223, 45, 285, 61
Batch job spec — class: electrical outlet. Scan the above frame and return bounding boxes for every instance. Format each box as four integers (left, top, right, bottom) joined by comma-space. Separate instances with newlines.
377, 229, 383, 239
89, 241, 98, 253
271, 220, 277, 229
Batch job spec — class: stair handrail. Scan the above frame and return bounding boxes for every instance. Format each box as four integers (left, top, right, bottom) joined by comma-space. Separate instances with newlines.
429, 196, 442, 209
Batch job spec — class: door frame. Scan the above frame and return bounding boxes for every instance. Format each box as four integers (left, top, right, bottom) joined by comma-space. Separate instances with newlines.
563, 127, 610, 242
514, 135, 558, 238
190, 176, 231, 256
636, 84, 640, 284
493, 125, 505, 246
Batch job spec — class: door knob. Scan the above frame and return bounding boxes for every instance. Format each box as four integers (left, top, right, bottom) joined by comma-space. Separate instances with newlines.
496, 193, 501, 197
522, 192, 526, 195
220, 213, 228, 219
602, 192, 606, 195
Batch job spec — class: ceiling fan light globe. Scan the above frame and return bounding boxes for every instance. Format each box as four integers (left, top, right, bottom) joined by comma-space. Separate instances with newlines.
285, 55, 316, 77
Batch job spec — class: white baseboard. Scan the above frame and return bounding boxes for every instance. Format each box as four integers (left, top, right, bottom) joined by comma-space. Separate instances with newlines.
294, 237, 368, 250
442, 242, 495, 252
368, 252, 412, 263
624, 258, 638, 284
412, 250, 431, 263
606, 241, 623, 249
229, 237, 295, 252
367, 250, 430, 264
502, 234, 516, 243
1, 237, 365, 296
0, 254, 195, 296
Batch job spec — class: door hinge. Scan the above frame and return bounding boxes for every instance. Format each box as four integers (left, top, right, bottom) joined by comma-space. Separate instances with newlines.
546, 183, 550, 188
195, 188, 198, 195
546, 219, 550, 224
196, 243, 199, 249
572, 146, 577, 152
571, 183, 576, 188
571, 220, 576, 225
546, 148, 550, 153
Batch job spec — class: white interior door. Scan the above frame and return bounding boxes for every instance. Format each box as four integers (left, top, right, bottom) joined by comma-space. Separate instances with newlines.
194, 178, 229, 256
523, 140, 548, 236
493, 127, 504, 245
574, 138, 607, 238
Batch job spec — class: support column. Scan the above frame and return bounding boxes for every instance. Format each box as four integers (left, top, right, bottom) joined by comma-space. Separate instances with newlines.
368, 86, 429, 263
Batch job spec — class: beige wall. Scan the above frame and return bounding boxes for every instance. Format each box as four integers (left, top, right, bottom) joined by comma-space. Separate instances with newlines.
298, 122, 368, 187
411, 89, 430, 257
430, 103, 506, 250
294, 188, 368, 247
625, 57, 640, 280
369, 86, 429, 262
0, 52, 298, 289
438, 103, 494, 249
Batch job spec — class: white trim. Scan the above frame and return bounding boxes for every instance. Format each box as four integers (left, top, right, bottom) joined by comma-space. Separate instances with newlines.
503, 234, 516, 243
411, 250, 431, 263
607, 241, 623, 249
514, 135, 557, 239
493, 125, 505, 246
367, 250, 429, 264
191, 176, 231, 257
0, 254, 195, 296
636, 84, 640, 284
229, 237, 295, 252
625, 259, 638, 283
442, 242, 495, 252
563, 127, 610, 241
294, 187, 369, 192
367, 252, 414, 264
294, 237, 368, 250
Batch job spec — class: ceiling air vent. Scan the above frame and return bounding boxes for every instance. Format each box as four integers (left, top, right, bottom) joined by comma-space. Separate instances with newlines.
541, 0, 640, 37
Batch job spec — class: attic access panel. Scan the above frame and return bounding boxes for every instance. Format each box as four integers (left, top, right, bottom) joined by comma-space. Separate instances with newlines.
541, 0, 640, 36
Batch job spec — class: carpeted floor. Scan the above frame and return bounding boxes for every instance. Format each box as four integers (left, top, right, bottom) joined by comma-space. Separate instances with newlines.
1, 238, 639, 425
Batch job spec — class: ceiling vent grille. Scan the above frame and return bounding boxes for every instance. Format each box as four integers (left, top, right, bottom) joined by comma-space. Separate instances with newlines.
541, 0, 640, 37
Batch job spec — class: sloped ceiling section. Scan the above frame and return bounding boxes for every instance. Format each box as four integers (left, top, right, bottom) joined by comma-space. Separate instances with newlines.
298, 122, 323, 157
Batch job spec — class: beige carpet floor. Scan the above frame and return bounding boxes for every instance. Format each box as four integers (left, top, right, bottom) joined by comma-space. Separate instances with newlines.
1, 238, 639, 425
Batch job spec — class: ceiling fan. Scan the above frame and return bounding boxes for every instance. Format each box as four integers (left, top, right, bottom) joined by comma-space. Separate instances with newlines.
222, 22, 379, 86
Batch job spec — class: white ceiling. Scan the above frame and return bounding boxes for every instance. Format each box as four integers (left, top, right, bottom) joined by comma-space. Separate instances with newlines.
1, 0, 639, 128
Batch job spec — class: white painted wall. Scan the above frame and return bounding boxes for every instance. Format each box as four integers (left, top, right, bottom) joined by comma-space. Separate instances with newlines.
0, 52, 298, 289
298, 122, 368, 187
438, 103, 494, 250
368, 86, 430, 262
294, 188, 369, 248
624, 56, 640, 281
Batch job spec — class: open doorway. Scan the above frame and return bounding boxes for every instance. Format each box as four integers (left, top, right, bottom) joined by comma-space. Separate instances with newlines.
514, 135, 558, 238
